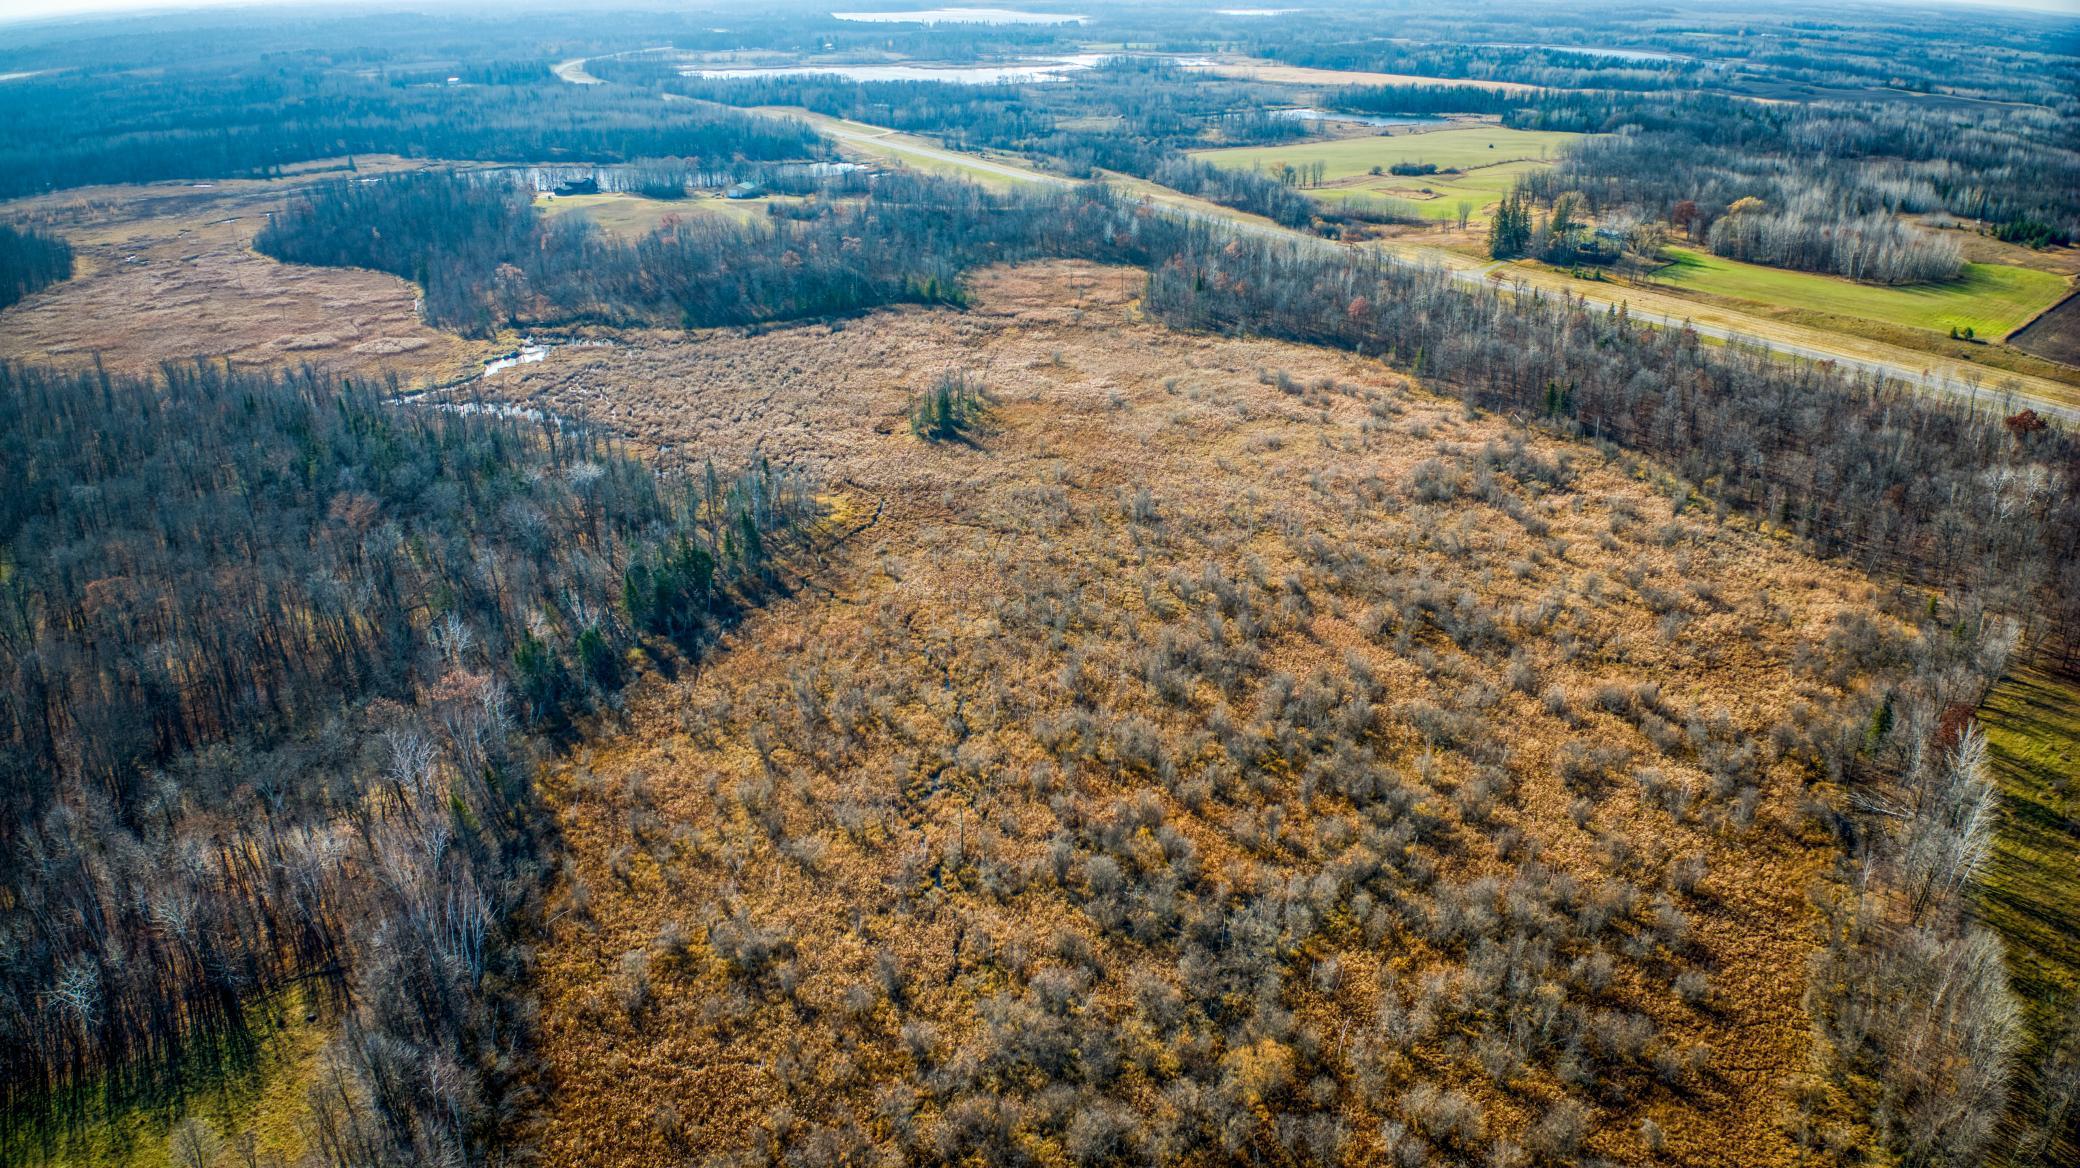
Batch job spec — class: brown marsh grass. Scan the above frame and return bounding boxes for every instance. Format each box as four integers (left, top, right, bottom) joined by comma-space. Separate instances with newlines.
467, 263, 1895, 1167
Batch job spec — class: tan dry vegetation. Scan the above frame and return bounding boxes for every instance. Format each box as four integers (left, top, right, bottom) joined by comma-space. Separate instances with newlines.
1, 171, 488, 382
455, 261, 1899, 1167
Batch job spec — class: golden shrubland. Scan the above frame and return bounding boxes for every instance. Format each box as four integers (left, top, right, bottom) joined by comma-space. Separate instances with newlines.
462, 263, 1899, 1167
0, 173, 487, 381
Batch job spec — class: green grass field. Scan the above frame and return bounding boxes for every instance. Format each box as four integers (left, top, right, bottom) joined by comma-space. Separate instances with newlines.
1, 993, 326, 1168
1650, 247, 2070, 338
1194, 125, 1579, 174
1975, 666, 2080, 1166
1191, 127, 1581, 222
1310, 158, 1548, 221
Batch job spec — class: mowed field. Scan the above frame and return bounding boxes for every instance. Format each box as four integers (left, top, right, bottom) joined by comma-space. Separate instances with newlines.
1650, 247, 2072, 339
1192, 127, 1582, 222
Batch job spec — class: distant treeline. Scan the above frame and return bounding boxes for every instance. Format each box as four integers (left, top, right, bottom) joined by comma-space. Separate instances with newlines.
0, 224, 73, 309
1335, 83, 1527, 117
0, 66, 825, 199
645, 55, 1324, 228
643, 66, 1055, 153
0, 359, 814, 1161
1515, 92, 2080, 257
1261, 36, 1708, 92
1240, 8, 2074, 108
256, 169, 1210, 335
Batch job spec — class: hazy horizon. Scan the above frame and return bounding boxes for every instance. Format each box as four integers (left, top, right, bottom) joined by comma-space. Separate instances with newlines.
2, 0, 2073, 28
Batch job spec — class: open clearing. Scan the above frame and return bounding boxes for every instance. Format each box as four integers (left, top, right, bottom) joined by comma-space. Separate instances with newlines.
1316, 158, 1547, 222
1194, 126, 1580, 176
1649, 247, 2071, 339
1192, 128, 1581, 222
0, 169, 489, 383
456, 260, 1896, 1168
4, 992, 326, 1168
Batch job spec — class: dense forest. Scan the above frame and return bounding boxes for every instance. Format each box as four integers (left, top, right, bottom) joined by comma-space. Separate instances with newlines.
1514, 92, 2080, 277
0, 65, 825, 199
257, 170, 1210, 335
0, 224, 73, 309
1334, 83, 1525, 118
0, 360, 814, 1162
642, 56, 1325, 227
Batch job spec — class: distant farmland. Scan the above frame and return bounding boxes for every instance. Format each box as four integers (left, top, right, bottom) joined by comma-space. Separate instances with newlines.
1191, 126, 1582, 222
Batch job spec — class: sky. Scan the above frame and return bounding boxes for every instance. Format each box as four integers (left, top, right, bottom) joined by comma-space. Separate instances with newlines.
1, 0, 2074, 25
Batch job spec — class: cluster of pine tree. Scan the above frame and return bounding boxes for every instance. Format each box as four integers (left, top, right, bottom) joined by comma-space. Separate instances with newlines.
910, 370, 987, 442
256, 170, 1208, 336
0, 224, 73, 309
1487, 192, 1534, 258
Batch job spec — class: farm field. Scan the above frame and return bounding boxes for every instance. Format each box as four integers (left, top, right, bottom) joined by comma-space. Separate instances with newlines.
1314, 158, 1547, 222
2012, 293, 2080, 368
1647, 247, 2071, 339
1192, 128, 1581, 222
1195, 126, 1579, 176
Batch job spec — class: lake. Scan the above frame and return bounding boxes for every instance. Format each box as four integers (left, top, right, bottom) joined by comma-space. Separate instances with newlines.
684, 53, 1107, 84
830, 9, 1086, 24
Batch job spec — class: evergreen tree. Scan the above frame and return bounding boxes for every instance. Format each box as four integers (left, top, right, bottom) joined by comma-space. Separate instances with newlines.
1489, 192, 1533, 259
